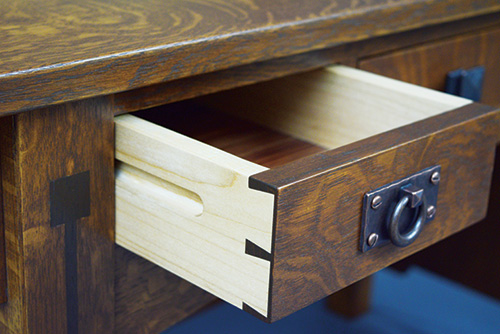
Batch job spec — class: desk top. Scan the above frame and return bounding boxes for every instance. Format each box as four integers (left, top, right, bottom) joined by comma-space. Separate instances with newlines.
1, 0, 499, 115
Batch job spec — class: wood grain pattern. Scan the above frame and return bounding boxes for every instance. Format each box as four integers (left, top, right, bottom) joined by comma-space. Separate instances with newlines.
115, 67, 491, 322
0, 97, 115, 333
113, 106, 324, 332
0, 117, 25, 333
358, 24, 500, 299
250, 104, 500, 321
0, 2, 496, 331
359, 27, 500, 106
1, 0, 499, 115
115, 112, 275, 316
114, 48, 355, 115
393, 143, 500, 300
114, 245, 217, 334
200, 65, 470, 149
134, 104, 326, 168
115, 12, 500, 115
0, 144, 8, 305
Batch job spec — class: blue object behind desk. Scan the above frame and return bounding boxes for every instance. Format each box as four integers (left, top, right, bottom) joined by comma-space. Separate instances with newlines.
163, 267, 500, 334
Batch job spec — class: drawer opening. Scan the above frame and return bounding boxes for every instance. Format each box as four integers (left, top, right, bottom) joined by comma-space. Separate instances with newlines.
196, 65, 472, 150
131, 102, 326, 169
123, 64, 472, 171
114, 65, 475, 320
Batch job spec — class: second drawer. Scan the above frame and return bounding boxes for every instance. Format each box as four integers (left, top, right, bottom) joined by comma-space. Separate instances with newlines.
114, 65, 500, 322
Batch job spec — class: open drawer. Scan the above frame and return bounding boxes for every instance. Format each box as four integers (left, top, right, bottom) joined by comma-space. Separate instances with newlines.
114, 66, 500, 322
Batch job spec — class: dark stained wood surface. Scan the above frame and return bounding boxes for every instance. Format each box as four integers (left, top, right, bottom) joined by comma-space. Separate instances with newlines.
394, 143, 500, 300
0, 98, 115, 332
115, 246, 218, 334
359, 27, 500, 106
115, 49, 356, 115
0, 148, 7, 305
115, 12, 500, 115
250, 104, 500, 321
327, 277, 373, 318
0, 117, 25, 333
1, 0, 499, 115
358, 24, 500, 299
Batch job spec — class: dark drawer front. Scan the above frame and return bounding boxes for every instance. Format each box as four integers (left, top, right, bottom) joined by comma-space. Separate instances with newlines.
359, 27, 500, 106
251, 103, 500, 321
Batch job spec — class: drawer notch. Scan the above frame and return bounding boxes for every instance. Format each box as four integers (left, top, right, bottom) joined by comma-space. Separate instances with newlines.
245, 239, 272, 261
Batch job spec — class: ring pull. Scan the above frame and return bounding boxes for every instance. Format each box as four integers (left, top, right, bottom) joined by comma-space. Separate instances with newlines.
360, 166, 440, 253
388, 184, 427, 247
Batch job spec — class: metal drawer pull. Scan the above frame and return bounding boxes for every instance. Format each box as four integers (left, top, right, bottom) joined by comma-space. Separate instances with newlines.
360, 166, 440, 252
388, 185, 427, 247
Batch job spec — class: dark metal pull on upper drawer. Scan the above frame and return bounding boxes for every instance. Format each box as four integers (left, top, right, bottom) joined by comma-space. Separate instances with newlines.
360, 166, 441, 252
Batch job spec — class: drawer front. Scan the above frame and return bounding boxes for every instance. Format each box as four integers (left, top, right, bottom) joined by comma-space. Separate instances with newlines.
250, 103, 500, 321
115, 66, 500, 322
359, 27, 500, 106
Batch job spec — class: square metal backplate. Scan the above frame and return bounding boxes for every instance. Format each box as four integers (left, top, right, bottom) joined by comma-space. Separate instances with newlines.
360, 166, 440, 252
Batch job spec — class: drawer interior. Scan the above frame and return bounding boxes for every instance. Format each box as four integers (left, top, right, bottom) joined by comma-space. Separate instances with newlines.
134, 65, 471, 167
114, 65, 473, 319
133, 103, 326, 169
195, 65, 471, 150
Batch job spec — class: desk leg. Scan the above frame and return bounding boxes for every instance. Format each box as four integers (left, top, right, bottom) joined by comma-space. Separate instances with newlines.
0, 97, 115, 333
327, 277, 373, 318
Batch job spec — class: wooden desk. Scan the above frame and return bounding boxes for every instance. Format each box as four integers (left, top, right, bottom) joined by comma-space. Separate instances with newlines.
1, 1, 500, 333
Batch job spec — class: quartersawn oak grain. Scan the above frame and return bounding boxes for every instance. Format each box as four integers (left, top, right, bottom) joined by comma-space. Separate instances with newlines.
394, 143, 500, 300
0, 118, 24, 333
1, 0, 500, 115
0, 98, 115, 332
250, 104, 500, 321
115, 12, 500, 115
359, 27, 500, 106
0, 1, 497, 331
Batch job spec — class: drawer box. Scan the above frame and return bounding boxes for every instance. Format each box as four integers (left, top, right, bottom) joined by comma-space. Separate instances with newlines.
114, 66, 500, 322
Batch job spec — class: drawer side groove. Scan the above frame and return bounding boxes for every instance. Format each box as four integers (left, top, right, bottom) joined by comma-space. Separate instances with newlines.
115, 114, 275, 317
